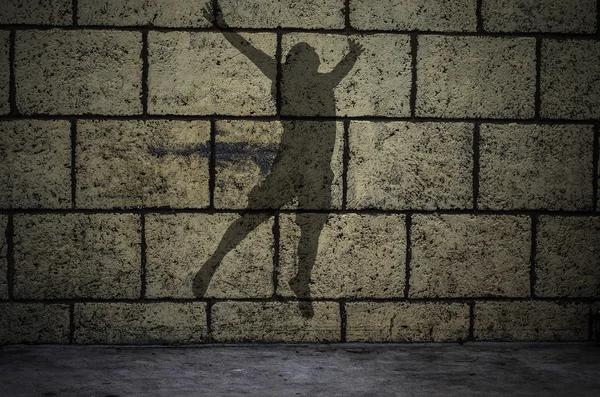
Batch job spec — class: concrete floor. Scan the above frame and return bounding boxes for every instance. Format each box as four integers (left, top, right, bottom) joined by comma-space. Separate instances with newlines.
0, 343, 599, 397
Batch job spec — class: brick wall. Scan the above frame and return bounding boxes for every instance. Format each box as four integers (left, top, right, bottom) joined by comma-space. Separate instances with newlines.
0, 0, 599, 344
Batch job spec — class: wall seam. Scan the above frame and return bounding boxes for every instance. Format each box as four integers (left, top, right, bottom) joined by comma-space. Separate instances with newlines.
8, 29, 17, 115
72, 0, 78, 26
529, 215, 538, 298
593, 124, 599, 212
70, 119, 77, 209
6, 215, 14, 300
272, 213, 280, 297
473, 123, 480, 210
141, 29, 149, 116
340, 301, 347, 342
140, 214, 147, 299
535, 38, 542, 119
404, 214, 412, 299
409, 33, 418, 118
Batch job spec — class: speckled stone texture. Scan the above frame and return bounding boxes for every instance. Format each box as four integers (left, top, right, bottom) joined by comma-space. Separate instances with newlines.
16, 30, 142, 115
220, 0, 344, 29
410, 214, 530, 298
212, 302, 340, 342
482, 0, 596, 33
541, 40, 600, 120
0, 303, 70, 344
0, 120, 71, 209
214, 120, 344, 210
350, 0, 477, 31
346, 302, 470, 342
417, 36, 536, 118
0, 31, 9, 115
281, 34, 412, 117
13, 214, 141, 299
277, 214, 406, 298
479, 124, 594, 210
347, 121, 473, 210
74, 303, 207, 344
76, 120, 210, 209
0, 216, 7, 300
148, 31, 276, 115
0, 0, 72, 25
474, 301, 590, 341
536, 216, 600, 298
145, 213, 274, 299
78, 0, 212, 27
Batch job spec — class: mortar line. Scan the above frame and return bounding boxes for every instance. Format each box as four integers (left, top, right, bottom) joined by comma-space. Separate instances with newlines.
6, 215, 14, 300
340, 301, 347, 342
342, 120, 350, 210
8, 29, 17, 115
535, 38, 542, 120
344, 0, 351, 31
597, 0, 600, 36
140, 214, 147, 299
593, 125, 599, 212
469, 301, 475, 341
409, 34, 418, 118
206, 300, 214, 342
275, 32, 283, 116
212, 0, 218, 26
476, 0, 484, 32
473, 123, 480, 210
404, 214, 412, 299
72, 0, 78, 26
589, 305, 594, 342
530, 215, 538, 297
2, 114, 600, 124
209, 118, 216, 209
272, 212, 280, 298
141, 29, 149, 116
69, 303, 75, 344
70, 119, 77, 209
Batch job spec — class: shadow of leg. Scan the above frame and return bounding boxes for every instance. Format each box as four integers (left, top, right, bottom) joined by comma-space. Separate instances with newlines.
289, 213, 329, 319
192, 213, 271, 297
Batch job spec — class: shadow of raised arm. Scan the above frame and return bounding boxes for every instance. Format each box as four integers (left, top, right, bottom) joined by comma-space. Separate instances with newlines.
328, 38, 365, 87
203, 2, 276, 81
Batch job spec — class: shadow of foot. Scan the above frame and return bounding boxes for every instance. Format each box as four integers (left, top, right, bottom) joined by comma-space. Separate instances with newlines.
192, 256, 221, 297
289, 276, 314, 319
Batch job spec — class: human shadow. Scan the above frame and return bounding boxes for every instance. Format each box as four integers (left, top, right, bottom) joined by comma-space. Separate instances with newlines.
192, 3, 364, 318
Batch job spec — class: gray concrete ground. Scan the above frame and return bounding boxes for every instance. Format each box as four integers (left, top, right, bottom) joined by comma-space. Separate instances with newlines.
0, 343, 599, 397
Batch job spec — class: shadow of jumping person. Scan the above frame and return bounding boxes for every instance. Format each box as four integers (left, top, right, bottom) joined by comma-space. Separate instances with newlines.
192, 2, 364, 318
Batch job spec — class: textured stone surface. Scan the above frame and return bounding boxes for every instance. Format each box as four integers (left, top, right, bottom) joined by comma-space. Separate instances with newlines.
536, 216, 600, 298
348, 121, 473, 210
0, 120, 71, 209
346, 302, 470, 342
417, 36, 535, 118
350, 0, 476, 31
278, 214, 405, 298
78, 0, 212, 27
77, 120, 210, 209
541, 40, 600, 119
16, 30, 142, 115
0, 0, 72, 25
214, 120, 344, 210
13, 214, 141, 299
146, 213, 274, 298
212, 302, 340, 342
410, 215, 530, 298
0, 303, 70, 344
479, 124, 594, 210
0, 216, 7, 300
281, 34, 411, 117
220, 0, 344, 29
482, 0, 596, 33
74, 303, 207, 344
149, 31, 276, 115
475, 301, 589, 341
0, 31, 8, 115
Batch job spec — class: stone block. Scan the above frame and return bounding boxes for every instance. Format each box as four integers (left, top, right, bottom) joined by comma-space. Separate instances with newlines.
148, 31, 276, 115
0, 303, 70, 344
77, 120, 210, 209
214, 120, 344, 210
16, 30, 142, 115
281, 33, 411, 117
347, 121, 473, 210
146, 213, 274, 298
212, 302, 340, 342
346, 302, 470, 342
278, 214, 406, 298
417, 36, 535, 118
479, 124, 594, 210
0, 0, 72, 25
410, 214, 530, 298
13, 214, 141, 299
0, 120, 71, 209
536, 216, 600, 297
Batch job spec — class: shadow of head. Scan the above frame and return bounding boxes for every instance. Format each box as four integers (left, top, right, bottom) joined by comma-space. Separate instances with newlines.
285, 42, 320, 72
